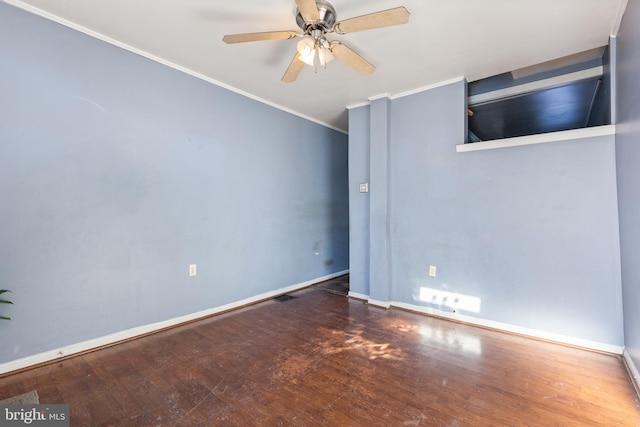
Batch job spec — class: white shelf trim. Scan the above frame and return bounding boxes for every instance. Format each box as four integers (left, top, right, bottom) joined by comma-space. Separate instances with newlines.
457, 125, 616, 152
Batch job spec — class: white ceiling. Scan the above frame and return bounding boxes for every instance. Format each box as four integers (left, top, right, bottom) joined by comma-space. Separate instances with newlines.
4, 0, 627, 132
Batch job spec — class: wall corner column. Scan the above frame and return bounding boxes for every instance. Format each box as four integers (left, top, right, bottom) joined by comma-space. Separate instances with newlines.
368, 96, 392, 305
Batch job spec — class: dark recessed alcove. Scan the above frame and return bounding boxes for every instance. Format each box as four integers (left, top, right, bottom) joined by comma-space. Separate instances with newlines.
467, 45, 612, 143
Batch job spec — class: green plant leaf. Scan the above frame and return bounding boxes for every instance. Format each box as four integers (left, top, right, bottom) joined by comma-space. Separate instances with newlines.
0, 290, 13, 304
0, 290, 13, 320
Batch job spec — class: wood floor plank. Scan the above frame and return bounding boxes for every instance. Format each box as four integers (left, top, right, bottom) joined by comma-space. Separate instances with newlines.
1, 277, 639, 426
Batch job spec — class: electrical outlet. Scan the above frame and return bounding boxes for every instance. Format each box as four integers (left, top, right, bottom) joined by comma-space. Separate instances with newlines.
189, 264, 197, 277
428, 265, 437, 277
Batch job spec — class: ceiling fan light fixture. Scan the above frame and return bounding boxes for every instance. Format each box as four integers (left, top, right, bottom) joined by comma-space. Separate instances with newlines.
223, 1, 411, 83
297, 37, 316, 65
319, 46, 334, 68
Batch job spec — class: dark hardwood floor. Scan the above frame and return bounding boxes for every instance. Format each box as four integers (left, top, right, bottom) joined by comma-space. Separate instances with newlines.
1, 275, 639, 426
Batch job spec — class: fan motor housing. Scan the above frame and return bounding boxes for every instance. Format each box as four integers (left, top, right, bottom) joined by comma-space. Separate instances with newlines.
296, 0, 336, 33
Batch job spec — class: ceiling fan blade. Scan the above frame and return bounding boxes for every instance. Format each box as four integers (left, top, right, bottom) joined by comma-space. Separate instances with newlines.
330, 43, 375, 76
282, 52, 306, 83
222, 31, 298, 44
295, 0, 320, 22
335, 7, 410, 34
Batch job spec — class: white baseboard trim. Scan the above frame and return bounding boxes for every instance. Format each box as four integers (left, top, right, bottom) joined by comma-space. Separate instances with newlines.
346, 295, 623, 355
0, 270, 348, 375
623, 348, 640, 397
367, 298, 391, 309
347, 291, 369, 301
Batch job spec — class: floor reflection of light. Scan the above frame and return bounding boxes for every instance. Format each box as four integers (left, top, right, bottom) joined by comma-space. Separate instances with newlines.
418, 325, 483, 355
418, 287, 482, 313
381, 318, 420, 333
316, 328, 405, 361
381, 317, 482, 355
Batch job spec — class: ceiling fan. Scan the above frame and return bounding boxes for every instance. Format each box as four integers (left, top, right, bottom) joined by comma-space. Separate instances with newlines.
222, 0, 410, 82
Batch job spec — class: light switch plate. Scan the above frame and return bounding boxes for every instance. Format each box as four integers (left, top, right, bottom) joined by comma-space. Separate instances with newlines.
428, 265, 437, 277
359, 182, 369, 193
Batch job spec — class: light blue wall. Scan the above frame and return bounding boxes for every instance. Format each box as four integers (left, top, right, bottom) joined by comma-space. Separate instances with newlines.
616, 0, 640, 369
0, 4, 348, 363
368, 98, 392, 302
350, 79, 624, 346
347, 106, 370, 296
